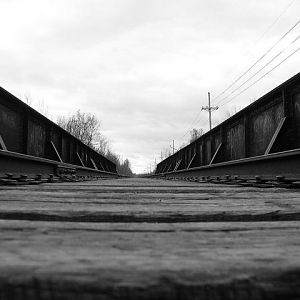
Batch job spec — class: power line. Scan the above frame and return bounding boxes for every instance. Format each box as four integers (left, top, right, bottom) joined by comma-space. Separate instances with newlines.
216, 34, 300, 106
255, 0, 297, 43
179, 110, 202, 140
174, 35, 300, 157
219, 47, 300, 108
210, 0, 296, 98
177, 92, 218, 145
176, 100, 206, 142
164, 3, 298, 161
213, 18, 300, 103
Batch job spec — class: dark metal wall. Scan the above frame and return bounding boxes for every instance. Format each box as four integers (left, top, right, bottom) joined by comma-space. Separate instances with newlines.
293, 92, 300, 147
0, 87, 117, 174
248, 99, 283, 156
156, 73, 300, 175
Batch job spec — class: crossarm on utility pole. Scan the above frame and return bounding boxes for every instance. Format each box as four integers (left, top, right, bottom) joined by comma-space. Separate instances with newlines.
201, 92, 218, 131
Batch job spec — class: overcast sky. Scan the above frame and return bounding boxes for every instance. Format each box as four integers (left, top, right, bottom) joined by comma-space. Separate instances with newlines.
0, 0, 299, 173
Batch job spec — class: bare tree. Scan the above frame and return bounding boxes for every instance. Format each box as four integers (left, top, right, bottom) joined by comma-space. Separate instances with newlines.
24, 93, 33, 106
21, 93, 52, 119
36, 99, 50, 118
57, 110, 100, 148
162, 147, 171, 160
106, 150, 133, 176
189, 128, 204, 143
94, 133, 109, 156
57, 110, 133, 176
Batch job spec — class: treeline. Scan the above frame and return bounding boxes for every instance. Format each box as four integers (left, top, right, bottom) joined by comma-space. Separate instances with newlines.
57, 110, 133, 176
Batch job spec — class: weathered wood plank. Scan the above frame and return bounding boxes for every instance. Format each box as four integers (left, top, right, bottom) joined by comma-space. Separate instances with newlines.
0, 220, 300, 299
0, 179, 300, 222
0, 178, 299, 299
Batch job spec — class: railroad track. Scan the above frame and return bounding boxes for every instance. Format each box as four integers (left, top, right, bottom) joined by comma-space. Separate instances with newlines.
0, 149, 119, 185
153, 149, 300, 188
1, 71, 300, 299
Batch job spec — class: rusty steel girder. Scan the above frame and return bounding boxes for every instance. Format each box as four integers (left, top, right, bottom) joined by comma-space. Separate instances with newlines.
155, 73, 300, 181
0, 86, 118, 178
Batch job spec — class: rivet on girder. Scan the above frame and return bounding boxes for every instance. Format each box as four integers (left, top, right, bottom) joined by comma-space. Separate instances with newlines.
255, 176, 262, 182
276, 175, 285, 182
19, 174, 28, 182
35, 174, 42, 181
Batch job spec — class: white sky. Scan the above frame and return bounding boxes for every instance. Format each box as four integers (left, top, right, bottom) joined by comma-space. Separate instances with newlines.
0, 0, 299, 173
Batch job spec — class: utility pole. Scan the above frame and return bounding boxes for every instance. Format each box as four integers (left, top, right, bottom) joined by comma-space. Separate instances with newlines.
172, 140, 175, 154
201, 92, 218, 131
161, 151, 163, 161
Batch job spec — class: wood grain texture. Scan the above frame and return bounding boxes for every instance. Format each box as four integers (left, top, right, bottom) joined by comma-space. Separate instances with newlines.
0, 178, 299, 299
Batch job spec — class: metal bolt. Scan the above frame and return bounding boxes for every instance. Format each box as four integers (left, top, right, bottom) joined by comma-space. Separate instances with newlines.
36, 174, 42, 180
276, 175, 285, 182
255, 176, 261, 182
18, 174, 28, 182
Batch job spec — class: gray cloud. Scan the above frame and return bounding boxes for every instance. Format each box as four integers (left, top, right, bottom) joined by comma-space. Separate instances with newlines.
0, 0, 299, 172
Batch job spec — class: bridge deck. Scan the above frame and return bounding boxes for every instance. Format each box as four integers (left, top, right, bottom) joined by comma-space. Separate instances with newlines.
0, 178, 300, 299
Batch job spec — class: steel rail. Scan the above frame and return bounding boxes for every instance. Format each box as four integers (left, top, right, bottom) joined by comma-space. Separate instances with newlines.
153, 149, 300, 181
0, 149, 119, 179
